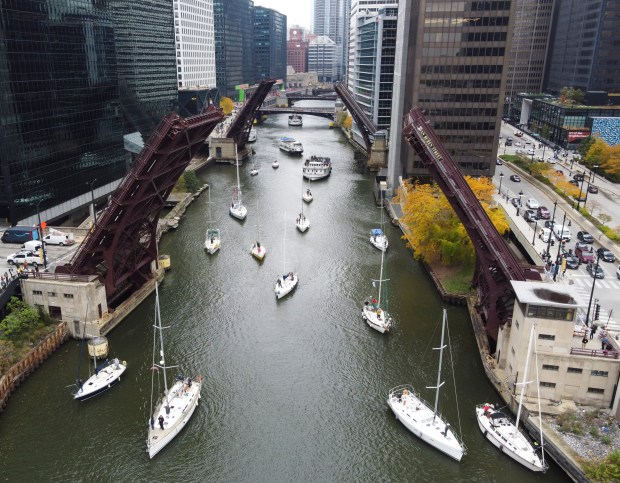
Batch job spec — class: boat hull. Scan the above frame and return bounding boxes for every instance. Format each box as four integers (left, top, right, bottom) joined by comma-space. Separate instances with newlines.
229, 205, 247, 220
475, 404, 546, 472
74, 360, 127, 401
275, 273, 298, 299
296, 218, 310, 233
204, 239, 220, 255
251, 244, 266, 261
370, 235, 388, 251
303, 169, 331, 181
388, 386, 466, 462
148, 377, 202, 459
362, 306, 390, 333
302, 194, 313, 203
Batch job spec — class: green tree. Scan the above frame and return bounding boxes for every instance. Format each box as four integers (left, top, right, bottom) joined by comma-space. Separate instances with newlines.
0, 297, 42, 342
183, 171, 200, 193
583, 450, 620, 482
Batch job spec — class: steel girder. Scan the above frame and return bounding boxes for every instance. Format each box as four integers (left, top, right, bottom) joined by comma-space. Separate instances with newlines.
225, 79, 276, 146
334, 82, 377, 152
57, 107, 224, 300
402, 107, 541, 341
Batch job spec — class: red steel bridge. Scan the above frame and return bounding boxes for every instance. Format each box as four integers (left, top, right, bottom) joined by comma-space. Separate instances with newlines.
402, 107, 542, 342
56, 106, 225, 305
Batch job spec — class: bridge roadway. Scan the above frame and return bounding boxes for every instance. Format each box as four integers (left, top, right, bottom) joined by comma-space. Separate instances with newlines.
257, 106, 334, 120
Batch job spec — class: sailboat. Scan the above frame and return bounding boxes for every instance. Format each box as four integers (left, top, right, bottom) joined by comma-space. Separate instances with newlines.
362, 245, 392, 333
73, 334, 127, 401
251, 202, 266, 261
204, 185, 221, 254
229, 144, 247, 220
272, 159, 279, 169
249, 149, 259, 176
296, 185, 310, 233
475, 324, 548, 472
302, 186, 313, 203
370, 197, 388, 251
274, 211, 298, 299
387, 309, 467, 461
147, 282, 202, 459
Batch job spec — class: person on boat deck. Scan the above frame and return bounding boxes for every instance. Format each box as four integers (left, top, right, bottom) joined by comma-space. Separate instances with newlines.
371, 298, 378, 310
283, 273, 288, 280
158, 415, 165, 430
210, 237, 214, 243
276, 279, 282, 287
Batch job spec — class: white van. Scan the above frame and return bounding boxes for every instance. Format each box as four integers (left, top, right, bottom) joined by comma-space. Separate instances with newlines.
553, 225, 571, 241
43, 233, 75, 246
22, 240, 42, 252
539, 228, 551, 243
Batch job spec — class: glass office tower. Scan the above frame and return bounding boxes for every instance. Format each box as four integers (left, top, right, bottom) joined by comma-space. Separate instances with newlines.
253, 7, 287, 83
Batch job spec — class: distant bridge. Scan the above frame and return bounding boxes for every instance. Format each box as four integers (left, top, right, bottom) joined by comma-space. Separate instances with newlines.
286, 94, 338, 105
257, 106, 334, 120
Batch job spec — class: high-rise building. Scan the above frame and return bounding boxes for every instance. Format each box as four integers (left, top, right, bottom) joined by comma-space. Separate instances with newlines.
254, 7, 287, 83
545, 0, 620, 94
504, 0, 554, 115
387, 0, 514, 190
308, 36, 339, 82
347, 0, 398, 91
213, 0, 254, 99
350, 6, 398, 131
288, 26, 309, 73
313, 0, 350, 80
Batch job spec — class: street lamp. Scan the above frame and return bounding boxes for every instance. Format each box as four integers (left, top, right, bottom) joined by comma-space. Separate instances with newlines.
575, 170, 587, 210
582, 165, 599, 208
545, 200, 558, 258
87, 178, 98, 226
554, 211, 568, 281
584, 252, 602, 326
532, 220, 538, 245
498, 172, 504, 194
35, 199, 48, 270
518, 190, 524, 207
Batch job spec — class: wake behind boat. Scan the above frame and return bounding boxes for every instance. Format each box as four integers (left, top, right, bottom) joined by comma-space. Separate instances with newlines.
279, 137, 303, 155
303, 156, 332, 181
387, 309, 466, 461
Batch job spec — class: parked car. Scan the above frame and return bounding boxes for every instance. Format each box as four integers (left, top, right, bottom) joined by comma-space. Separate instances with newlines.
565, 255, 580, 269
496, 159, 503, 165
577, 231, 594, 243
526, 198, 539, 209
539, 227, 552, 243
544, 220, 556, 229
524, 209, 538, 222
527, 149, 535, 156
596, 248, 616, 263
588, 185, 599, 194
6, 250, 42, 266
586, 262, 605, 279
514, 141, 523, 147
505, 140, 513, 146
510, 175, 521, 182
537, 206, 550, 219
575, 245, 595, 264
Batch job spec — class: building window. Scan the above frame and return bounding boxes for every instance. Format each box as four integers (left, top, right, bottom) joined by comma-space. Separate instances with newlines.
587, 387, 605, 394
48, 292, 57, 297
543, 364, 559, 371
527, 305, 575, 321
567, 367, 583, 374
33, 290, 42, 295
538, 334, 555, 341
540, 382, 556, 388
591, 370, 609, 377
63, 294, 74, 299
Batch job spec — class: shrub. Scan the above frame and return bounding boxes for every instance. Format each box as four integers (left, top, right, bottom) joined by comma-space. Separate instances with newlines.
183, 171, 200, 193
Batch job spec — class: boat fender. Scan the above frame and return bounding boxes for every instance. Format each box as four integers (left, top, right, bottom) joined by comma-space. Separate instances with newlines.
499, 444, 503, 452
483, 429, 487, 436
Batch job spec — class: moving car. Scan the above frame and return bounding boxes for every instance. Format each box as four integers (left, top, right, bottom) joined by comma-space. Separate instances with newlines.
544, 220, 556, 229
527, 149, 535, 156
7, 251, 42, 266
596, 248, 616, 263
586, 263, 605, 279
510, 175, 521, 182
524, 210, 538, 222
537, 206, 550, 219
526, 198, 539, 209
577, 231, 594, 243
565, 255, 580, 270
43, 233, 74, 246
573, 173, 584, 182
617, 265, 620, 279
588, 185, 599, 194
496, 159, 503, 165
575, 245, 595, 264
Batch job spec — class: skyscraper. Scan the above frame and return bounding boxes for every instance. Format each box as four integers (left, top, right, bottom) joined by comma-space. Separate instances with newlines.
288, 27, 309, 73
546, 0, 620, 94
213, 0, 254, 99
308, 36, 339, 82
254, 7, 287, 83
387, 0, 514, 190
313, 0, 350, 80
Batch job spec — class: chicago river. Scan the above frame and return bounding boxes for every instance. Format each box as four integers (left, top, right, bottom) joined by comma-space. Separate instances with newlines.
0, 104, 569, 482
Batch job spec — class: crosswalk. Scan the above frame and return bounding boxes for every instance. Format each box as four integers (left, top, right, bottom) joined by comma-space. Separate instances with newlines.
565, 274, 618, 331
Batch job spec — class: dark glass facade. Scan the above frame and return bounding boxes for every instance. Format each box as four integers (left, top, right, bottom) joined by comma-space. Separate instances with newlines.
214, 0, 254, 99
546, 0, 620, 94
253, 7, 287, 83
0, 0, 127, 224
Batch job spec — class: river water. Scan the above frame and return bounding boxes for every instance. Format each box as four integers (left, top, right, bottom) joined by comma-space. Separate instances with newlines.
0, 103, 569, 482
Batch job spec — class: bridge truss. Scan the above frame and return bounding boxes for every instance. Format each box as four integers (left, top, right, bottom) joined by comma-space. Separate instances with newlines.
402, 107, 541, 341
226, 79, 276, 146
56, 106, 225, 303
334, 82, 377, 152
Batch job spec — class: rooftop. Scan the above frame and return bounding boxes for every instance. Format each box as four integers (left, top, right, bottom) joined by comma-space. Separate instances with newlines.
511, 280, 586, 308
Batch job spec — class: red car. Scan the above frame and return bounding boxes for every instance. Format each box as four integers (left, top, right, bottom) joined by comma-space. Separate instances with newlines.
537, 206, 550, 219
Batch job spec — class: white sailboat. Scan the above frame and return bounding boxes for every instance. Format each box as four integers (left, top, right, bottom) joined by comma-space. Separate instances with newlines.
370, 197, 388, 251
229, 144, 247, 220
362, 245, 392, 333
475, 324, 548, 472
249, 149, 259, 176
204, 185, 220, 254
251, 202, 266, 261
147, 283, 202, 459
73, 335, 127, 401
296, 186, 310, 233
272, 159, 279, 169
388, 309, 467, 461
275, 211, 298, 299
302, 187, 313, 203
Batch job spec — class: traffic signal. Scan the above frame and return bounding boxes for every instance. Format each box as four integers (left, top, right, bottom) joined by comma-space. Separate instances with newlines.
594, 303, 601, 321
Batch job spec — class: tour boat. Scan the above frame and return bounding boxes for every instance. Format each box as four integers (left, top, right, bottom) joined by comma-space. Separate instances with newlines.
248, 127, 257, 143
388, 309, 467, 461
279, 137, 303, 155
229, 144, 247, 220
303, 156, 332, 181
288, 114, 303, 126
73, 335, 127, 401
475, 325, 548, 472
362, 240, 391, 333
251, 202, 266, 261
275, 211, 298, 299
204, 186, 221, 254
147, 283, 202, 459
302, 187, 313, 203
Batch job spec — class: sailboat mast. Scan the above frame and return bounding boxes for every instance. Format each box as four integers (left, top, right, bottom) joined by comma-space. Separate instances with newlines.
515, 324, 536, 432
377, 248, 385, 307
154, 283, 170, 410
283, 211, 286, 273
235, 144, 242, 204
433, 309, 448, 419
